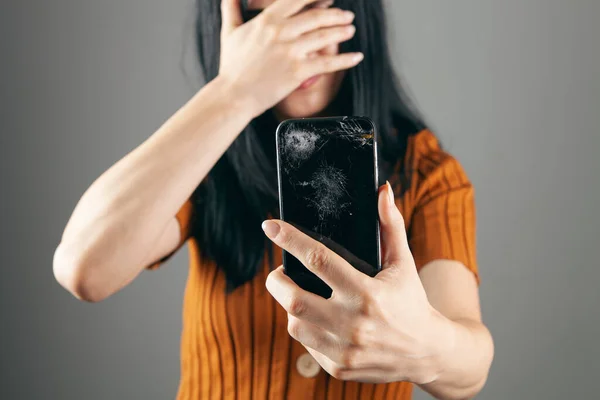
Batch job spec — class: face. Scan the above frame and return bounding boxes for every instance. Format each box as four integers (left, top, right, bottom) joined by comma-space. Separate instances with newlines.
245, 0, 346, 120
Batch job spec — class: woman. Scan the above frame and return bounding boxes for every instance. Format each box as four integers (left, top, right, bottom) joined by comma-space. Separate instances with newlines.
53, 0, 494, 398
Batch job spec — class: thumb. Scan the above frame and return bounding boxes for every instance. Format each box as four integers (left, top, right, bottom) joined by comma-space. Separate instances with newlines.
221, 0, 243, 37
378, 181, 412, 270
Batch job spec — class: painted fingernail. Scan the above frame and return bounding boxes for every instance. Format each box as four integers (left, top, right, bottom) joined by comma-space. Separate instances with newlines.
262, 220, 281, 239
387, 181, 395, 205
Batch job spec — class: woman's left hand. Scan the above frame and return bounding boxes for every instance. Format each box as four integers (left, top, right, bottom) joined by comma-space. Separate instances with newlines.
262, 182, 454, 384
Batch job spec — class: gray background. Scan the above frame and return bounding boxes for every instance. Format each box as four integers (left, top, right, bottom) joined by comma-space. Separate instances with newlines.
1, 0, 598, 398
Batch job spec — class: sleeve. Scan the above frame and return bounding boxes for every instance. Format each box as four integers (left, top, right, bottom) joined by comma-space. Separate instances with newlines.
147, 198, 195, 270
408, 155, 479, 283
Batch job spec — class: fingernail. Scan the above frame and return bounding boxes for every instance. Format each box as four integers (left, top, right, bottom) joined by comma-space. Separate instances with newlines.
262, 220, 281, 239
346, 25, 356, 34
387, 181, 395, 205
353, 52, 364, 62
344, 10, 355, 19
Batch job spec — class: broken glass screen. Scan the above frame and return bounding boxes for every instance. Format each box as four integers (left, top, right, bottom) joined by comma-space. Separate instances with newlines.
275, 117, 381, 298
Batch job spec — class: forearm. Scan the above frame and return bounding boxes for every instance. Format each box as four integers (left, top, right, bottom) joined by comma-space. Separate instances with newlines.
418, 313, 494, 400
57, 76, 254, 286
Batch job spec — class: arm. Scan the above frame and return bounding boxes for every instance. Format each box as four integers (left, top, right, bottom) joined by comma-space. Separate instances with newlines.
53, 77, 255, 302
262, 163, 494, 399
408, 144, 493, 398
417, 260, 494, 399
260, 184, 493, 387
53, 0, 362, 302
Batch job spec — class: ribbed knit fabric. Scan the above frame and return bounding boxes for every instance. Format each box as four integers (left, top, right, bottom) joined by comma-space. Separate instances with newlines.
149, 129, 479, 399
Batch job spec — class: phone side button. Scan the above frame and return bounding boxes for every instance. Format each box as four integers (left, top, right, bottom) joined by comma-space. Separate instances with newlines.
296, 353, 321, 378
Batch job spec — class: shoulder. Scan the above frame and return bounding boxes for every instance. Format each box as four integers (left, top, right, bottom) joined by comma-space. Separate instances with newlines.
392, 129, 474, 217
409, 129, 471, 190
395, 130, 479, 277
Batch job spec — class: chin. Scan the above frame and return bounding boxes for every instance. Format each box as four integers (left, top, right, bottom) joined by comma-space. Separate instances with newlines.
273, 73, 344, 120
274, 95, 331, 119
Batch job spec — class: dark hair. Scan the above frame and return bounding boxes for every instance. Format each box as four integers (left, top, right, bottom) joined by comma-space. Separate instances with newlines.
192, 0, 425, 291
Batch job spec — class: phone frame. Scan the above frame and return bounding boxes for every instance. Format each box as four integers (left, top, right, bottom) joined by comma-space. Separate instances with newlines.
275, 116, 382, 296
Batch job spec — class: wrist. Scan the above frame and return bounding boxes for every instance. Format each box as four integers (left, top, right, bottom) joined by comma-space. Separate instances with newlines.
411, 306, 458, 385
210, 74, 262, 121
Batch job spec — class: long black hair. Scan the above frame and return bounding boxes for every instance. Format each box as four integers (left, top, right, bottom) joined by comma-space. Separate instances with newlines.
191, 0, 425, 291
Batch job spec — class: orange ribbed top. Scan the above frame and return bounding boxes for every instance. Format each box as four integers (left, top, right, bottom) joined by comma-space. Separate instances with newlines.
149, 129, 479, 399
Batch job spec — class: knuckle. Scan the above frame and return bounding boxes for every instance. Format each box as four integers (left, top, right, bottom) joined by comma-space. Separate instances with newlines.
287, 317, 302, 339
392, 208, 406, 225
350, 319, 375, 346
276, 228, 292, 246
306, 247, 329, 272
316, 29, 328, 41
372, 292, 388, 312
349, 324, 364, 346
329, 365, 348, 380
361, 289, 380, 308
348, 288, 374, 315
305, 8, 322, 20
261, 20, 281, 40
285, 44, 300, 60
258, 10, 274, 24
357, 296, 372, 316
287, 294, 307, 317
341, 346, 361, 369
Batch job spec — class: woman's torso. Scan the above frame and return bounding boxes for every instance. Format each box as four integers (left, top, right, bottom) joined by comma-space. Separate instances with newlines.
167, 129, 478, 400
176, 242, 414, 400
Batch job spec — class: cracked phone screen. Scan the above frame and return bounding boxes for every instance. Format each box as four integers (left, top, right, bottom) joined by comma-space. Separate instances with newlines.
276, 117, 380, 298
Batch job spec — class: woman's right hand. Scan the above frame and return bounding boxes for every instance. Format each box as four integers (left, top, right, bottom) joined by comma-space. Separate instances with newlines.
218, 0, 362, 118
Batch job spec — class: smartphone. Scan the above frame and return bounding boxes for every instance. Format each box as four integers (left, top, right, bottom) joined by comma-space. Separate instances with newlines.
275, 117, 381, 298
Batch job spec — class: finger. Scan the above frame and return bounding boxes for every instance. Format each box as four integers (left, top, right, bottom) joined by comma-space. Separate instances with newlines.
294, 25, 356, 55
264, 0, 321, 19
282, 8, 354, 39
221, 0, 243, 37
266, 266, 344, 331
262, 220, 365, 294
378, 181, 412, 269
289, 222, 377, 277
305, 52, 364, 76
304, 347, 393, 383
296, 322, 394, 369
287, 315, 342, 357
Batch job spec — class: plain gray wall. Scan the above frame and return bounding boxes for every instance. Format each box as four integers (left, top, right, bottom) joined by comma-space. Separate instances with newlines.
1, 0, 598, 399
